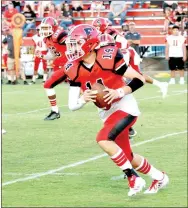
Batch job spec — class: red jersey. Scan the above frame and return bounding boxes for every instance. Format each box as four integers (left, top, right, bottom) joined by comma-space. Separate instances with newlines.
64, 46, 127, 92
4, 8, 18, 22
44, 28, 68, 70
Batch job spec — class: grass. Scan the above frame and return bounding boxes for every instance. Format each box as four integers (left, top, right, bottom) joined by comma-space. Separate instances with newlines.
2, 80, 187, 207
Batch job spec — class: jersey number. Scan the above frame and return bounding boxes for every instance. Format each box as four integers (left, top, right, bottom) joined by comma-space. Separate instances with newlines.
86, 78, 105, 89
102, 48, 115, 59
173, 40, 178, 46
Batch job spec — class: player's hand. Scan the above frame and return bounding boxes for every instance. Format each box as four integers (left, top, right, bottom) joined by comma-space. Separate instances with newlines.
165, 56, 169, 60
103, 88, 119, 104
83, 89, 97, 102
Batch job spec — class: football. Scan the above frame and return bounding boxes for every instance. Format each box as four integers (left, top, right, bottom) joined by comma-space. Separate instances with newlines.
91, 83, 111, 110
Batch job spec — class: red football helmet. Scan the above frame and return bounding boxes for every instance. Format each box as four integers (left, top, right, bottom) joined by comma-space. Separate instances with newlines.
39, 17, 58, 37
65, 24, 100, 62
99, 34, 115, 47
92, 17, 110, 33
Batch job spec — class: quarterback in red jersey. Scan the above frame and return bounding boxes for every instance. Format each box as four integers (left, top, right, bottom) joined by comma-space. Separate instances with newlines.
36, 17, 68, 120
92, 17, 169, 99
65, 24, 169, 196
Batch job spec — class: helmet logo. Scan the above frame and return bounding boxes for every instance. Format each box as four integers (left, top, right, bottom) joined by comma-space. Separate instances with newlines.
84, 27, 93, 36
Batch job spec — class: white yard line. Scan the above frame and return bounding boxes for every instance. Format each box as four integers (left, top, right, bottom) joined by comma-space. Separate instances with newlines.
2, 91, 187, 116
2, 130, 187, 187
4, 172, 79, 176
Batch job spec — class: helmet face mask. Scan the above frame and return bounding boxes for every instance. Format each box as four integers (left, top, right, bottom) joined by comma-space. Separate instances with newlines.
39, 24, 53, 37
39, 17, 58, 38
66, 38, 85, 62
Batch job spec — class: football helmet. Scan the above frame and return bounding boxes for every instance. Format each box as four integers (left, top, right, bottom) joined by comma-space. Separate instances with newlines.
39, 17, 58, 37
99, 34, 115, 47
92, 17, 110, 33
65, 24, 100, 62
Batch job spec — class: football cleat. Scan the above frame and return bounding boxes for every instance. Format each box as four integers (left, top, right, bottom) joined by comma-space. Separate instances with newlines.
179, 79, 185, 85
128, 175, 146, 197
144, 173, 169, 194
159, 82, 168, 98
44, 111, 60, 120
129, 127, 137, 137
169, 79, 175, 85
6, 80, 12, 85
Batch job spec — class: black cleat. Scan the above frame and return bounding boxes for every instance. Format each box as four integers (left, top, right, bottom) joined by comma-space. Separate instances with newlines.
30, 81, 36, 84
24, 81, 29, 85
44, 111, 60, 120
6, 80, 12, 85
129, 127, 137, 137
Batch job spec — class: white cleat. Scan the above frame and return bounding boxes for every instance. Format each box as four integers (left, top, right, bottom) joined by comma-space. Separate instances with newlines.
179, 80, 185, 85
128, 175, 146, 197
169, 79, 175, 85
159, 82, 169, 98
144, 173, 169, 194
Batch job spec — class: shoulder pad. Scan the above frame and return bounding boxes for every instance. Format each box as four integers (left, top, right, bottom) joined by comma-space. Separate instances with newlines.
64, 61, 80, 81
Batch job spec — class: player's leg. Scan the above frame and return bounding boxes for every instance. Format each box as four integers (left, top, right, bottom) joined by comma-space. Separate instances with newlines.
43, 69, 67, 120
31, 56, 40, 84
42, 53, 48, 83
143, 74, 169, 98
108, 111, 169, 194
96, 110, 146, 196
177, 58, 185, 84
168, 58, 176, 84
132, 154, 169, 194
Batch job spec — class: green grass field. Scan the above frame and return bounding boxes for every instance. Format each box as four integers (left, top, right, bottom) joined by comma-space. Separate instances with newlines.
2, 80, 187, 207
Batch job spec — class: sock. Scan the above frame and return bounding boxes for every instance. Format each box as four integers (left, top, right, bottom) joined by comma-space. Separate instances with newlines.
180, 77, 184, 81
45, 89, 59, 113
32, 75, 37, 82
135, 157, 163, 180
7, 75, 11, 81
170, 78, 175, 81
153, 79, 162, 88
13, 75, 16, 81
111, 148, 133, 171
43, 73, 48, 81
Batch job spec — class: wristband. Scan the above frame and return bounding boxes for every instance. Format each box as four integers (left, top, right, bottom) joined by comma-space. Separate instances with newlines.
116, 88, 125, 98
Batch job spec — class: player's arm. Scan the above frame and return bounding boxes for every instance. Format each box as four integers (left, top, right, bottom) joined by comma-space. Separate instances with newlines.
182, 42, 187, 62
38, 50, 56, 60
104, 50, 145, 104
165, 39, 169, 60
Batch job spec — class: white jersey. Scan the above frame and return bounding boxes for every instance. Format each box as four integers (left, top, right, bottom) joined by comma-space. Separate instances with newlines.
32, 34, 48, 52
166, 35, 185, 57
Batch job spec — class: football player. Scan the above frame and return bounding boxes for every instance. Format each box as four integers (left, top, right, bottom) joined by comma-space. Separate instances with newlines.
36, 17, 68, 120
31, 25, 48, 84
64, 24, 169, 196
92, 17, 169, 99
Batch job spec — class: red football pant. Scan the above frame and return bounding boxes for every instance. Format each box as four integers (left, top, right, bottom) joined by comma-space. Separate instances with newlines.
34, 51, 47, 72
3, 54, 8, 69
44, 69, 67, 89
96, 110, 137, 161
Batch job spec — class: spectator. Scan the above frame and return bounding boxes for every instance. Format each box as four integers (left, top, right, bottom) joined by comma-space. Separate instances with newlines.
12, 1, 21, 12
121, 23, 129, 36
131, 0, 147, 8
163, 1, 178, 13
3, 2, 18, 27
60, 3, 73, 30
161, 7, 176, 35
125, 22, 141, 55
22, 4, 36, 37
24, 1, 35, 11
37, 1, 50, 18
90, 1, 105, 17
2, 27, 28, 85
48, 3, 62, 20
174, 6, 186, 32
108, 1, 128, 25
165, 25, 187, 84
2, 26, 9, 80
52, 0, 63, 11
72, 1, 83, 17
